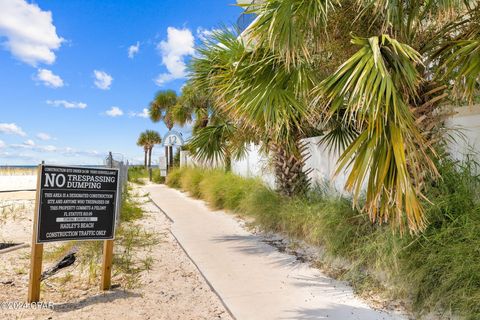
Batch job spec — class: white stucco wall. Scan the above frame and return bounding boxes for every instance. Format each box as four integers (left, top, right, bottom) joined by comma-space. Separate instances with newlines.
446, 105, 480, 161
230, 143, 275, 188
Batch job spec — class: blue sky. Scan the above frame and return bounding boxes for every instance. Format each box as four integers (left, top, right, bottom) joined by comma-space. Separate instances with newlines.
0, 0, 243, 165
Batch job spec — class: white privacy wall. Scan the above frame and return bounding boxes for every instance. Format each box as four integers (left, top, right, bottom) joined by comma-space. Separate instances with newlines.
446, 105, 480, 161
229, 138, 351, 192
182, 105, 480, 192
230, 143, 276, 188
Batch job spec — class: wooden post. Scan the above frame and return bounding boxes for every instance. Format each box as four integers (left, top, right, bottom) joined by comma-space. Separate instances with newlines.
101, 152, 114, 290
27, 164, 44, 302
100, 239, 114, 290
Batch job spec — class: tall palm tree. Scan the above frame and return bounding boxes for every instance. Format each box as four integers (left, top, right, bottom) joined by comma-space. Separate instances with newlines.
149, 83, 214, 132
190, 30, 320, 195
145, 130, 162, 168
150, 90, 178, 130
191, 0, 479, 232
149, 86, 215, 169
137, 130, 162, 168
137, 132, 149, 168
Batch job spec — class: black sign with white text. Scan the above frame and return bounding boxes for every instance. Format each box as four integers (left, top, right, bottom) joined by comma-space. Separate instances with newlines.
37, 165, 119, 243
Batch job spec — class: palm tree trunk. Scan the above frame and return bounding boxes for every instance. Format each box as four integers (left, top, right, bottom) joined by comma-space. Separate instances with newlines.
270, 142, 310, 197
148, 147, 153, 168
168, 146, 174, 168
144, 147, 148, 168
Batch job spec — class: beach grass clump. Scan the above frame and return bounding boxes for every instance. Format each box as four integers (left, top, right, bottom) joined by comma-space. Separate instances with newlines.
0, 167, 37, 176
166, 159, 480, 319
165, 167, 184, 188
128, 166, 165, 185
179, 167, 205, 198
128, 166, 148, 184
396, 156, 480, 319
44, 186, 158, 289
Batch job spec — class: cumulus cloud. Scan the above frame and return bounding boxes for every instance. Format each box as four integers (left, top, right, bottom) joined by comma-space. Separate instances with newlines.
36, 132, 52, 140
128, 41, 140, 58
93, 70, 113, 90
129, 108, 149, 118
46, 99, 87, 109
155, 27, 194, 86
0, 140, 5, 148
0, 0, 63, 66
42, 145, 56, 152
0, 123, 26, 136
35, 68, 64, 88
105, 106, 123, 117
24, 139, 35, 146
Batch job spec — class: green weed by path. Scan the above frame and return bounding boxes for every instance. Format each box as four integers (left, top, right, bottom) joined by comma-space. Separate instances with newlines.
128, 166, 165, 185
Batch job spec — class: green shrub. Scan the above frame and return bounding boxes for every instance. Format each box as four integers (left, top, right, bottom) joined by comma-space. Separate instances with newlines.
151, 169, 165, 184
166, 167, 185, 188
198, 170, 230, 209
180, 167, 205, 198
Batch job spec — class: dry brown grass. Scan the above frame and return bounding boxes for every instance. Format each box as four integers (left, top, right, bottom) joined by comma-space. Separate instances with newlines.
0, 167, 37, 176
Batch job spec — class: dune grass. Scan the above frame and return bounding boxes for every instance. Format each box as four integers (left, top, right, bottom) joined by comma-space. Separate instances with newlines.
45, 185, 158, 289
128, 166, 165, 185
0, 167, 37, 176
166, 160, 480, 319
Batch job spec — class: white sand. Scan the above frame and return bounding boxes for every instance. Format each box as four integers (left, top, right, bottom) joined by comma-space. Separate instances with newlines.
0, 185, 232, 320
0, 175, 37, 192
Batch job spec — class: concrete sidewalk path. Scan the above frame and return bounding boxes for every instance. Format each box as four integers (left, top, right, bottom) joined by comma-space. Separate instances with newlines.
145, 184, 405, 320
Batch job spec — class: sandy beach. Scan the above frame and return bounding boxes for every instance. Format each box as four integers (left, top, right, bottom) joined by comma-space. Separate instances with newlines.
0, 178, 232, 320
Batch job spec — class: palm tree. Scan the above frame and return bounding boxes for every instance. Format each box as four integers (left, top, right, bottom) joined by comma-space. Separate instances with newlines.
190, 1, 479, 232
149, 84, 214, 132
145, 130, 162, 168
137, 130, 162, 168
137, 132, 149, 168
190, 30, 320, 195
149, 86, 215, 169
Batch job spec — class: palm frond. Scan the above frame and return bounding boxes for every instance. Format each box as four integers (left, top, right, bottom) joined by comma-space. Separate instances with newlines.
319, 118, 358, 154
244, 0, 338, 67
187, 122, 238, 164
439, 39, 480, 102
318, 34, 437, 232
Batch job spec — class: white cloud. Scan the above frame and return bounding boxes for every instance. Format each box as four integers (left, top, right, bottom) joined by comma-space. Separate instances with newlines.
46, 99, 87, 109
196, 27, 220, 42
93, 70, 113, 90
0, 123, 26, 136
105, 106, 123, 117
36, 132, 52, 140
128, 41, 140, 58
35, 68, 64, 88
42, 145, 56, 152
155, 27, 194, 86
24, 139, 35, 146
0, 0, 63, 66
129, 108, 149, 118
0, 140, 4, 148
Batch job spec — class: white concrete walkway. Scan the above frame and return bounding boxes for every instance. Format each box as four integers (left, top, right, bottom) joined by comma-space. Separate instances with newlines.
144, 184, 405, 320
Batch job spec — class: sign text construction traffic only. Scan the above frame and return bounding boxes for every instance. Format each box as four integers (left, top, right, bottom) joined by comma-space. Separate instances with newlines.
37, 165, 119, 243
